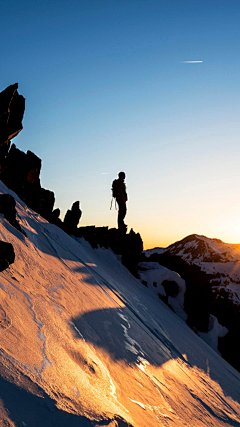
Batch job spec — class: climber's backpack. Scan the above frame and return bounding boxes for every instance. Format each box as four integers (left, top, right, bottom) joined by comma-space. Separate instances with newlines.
110, 180, 118, 210
111, 179, 118, 198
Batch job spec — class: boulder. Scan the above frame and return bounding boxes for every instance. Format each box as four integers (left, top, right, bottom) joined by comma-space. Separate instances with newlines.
0, 240, 15, 272
161, 280, 180, 298
0, 194, 22, 232
49, 208, 63, 228
63, 201, 82, 235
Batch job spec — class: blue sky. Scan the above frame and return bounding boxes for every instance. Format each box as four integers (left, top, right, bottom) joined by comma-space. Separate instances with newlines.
1, 0, 240, 248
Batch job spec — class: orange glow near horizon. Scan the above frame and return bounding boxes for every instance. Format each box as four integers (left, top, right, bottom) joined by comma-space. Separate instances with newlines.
139, 222, 240, 251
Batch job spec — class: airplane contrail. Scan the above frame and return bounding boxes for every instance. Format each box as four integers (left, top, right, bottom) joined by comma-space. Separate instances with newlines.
180, 61, 203, 63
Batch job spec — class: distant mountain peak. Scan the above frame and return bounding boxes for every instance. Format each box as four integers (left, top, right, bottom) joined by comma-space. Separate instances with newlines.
165, 234, 240, 263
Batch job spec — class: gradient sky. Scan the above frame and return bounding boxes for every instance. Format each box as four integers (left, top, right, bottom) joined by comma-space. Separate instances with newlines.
1, 0, 240, 249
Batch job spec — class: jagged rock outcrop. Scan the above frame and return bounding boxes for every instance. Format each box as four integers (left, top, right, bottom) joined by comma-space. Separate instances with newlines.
0, 83, 25, 161
1, 144, 55, 221
76, 225, 109, 248
0, 241, 15, 272
121, 229, 143, 276
63, 201, 82, 235
49, 208, 63, 228
0, 84, 55, 221
77, 226, 143, 277
2, 144, 41, 186
0, 194, 22, 232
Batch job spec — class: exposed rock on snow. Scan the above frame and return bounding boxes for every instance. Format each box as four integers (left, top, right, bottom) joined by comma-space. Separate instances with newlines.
0, 240, 15, 272
1, 143, 55, 221
138, 262, 186, 321
49, 208, 63, 228
63, 201, 82, 235
0, 193, 22, 232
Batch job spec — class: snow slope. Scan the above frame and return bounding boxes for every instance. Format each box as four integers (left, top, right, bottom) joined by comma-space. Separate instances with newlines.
138, 262, 187, 321
1, 181, 240, 426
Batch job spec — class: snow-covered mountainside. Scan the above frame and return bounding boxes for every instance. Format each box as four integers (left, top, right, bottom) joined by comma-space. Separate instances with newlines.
1, 182, 240, 427
144, 234, 240, 309
143, 234, 240, 372
145, 234, 240, 303
167, 234, 240, 302
138, 262, 187, 322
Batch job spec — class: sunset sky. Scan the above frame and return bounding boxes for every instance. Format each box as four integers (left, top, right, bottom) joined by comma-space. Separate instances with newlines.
1, 0, 240, 249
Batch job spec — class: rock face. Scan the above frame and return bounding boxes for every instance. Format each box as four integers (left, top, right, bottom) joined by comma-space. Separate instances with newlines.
0, 194, 22, 232
77, 226, 143, 277
0, 241, 15, 272
0, 83, 25, 160
121, 229, 144, 276
0, 84, 55, 221
63, 201, 82, 235
49, 208, 63, 228
1, 144, 55, 221
143, 234, 240, 372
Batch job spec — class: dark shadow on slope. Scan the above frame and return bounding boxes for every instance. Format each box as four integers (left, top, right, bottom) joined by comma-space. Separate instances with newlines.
0, 374, 92, 427
71, 306, 191, 367
2, 217, 26, 243
0, 375, 133, 427
70, 304, 240, 411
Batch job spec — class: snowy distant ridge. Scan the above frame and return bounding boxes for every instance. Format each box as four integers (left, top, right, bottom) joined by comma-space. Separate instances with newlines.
167, 233, 240, 263
165, 234, 240, 303
145, 234, 240, 303
145, 233, 240, 263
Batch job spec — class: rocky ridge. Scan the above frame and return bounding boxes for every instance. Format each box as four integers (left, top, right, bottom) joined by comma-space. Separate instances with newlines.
0, 83, 143, 276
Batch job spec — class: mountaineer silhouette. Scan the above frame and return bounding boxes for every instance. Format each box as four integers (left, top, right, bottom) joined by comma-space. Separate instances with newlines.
111, 172, 128, 231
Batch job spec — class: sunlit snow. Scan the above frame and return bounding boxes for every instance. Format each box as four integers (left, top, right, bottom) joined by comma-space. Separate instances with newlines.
0, 180, 240, 426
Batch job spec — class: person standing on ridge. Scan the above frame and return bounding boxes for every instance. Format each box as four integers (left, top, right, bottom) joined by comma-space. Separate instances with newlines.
111, 172, 128, 230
